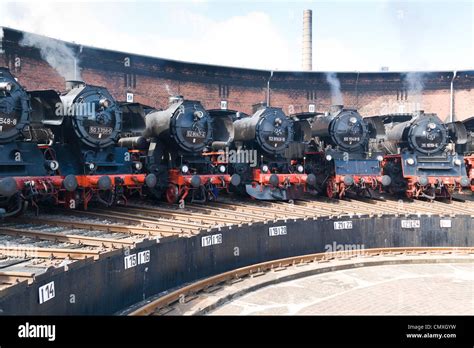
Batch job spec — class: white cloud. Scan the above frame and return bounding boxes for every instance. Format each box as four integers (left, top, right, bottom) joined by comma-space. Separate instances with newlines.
0, 2, 294, 70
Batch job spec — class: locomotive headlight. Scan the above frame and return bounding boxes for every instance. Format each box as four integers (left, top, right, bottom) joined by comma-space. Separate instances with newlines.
454, 158, 462, 166
134, 162, 143, 171
406, 158, 415, 166
349, 117, 357, 124
181, 165, 189, 174
427, 122, 436, 130
88, 163, 96, 171
0, 82, 13, 92
218, 165, 226, 173
275, 118, 282, 126
325, 155, 332, 161
99, 98, 111, 108
262, 165, 269, 173
194, 111, 204, 119
47, 160, 59, 171
297, 165, 304, 173
377, 155, 384, 162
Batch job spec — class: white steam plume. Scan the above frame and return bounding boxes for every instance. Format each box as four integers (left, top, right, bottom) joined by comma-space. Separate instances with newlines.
0, 28, 4, 54
403, 72, 425, 108
20, 32, 81, 81
165, 84, 174, 96
325, 72, 343, 105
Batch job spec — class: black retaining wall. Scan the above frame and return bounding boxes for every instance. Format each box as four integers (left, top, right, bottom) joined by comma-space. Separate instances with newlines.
0, 214, 472, 315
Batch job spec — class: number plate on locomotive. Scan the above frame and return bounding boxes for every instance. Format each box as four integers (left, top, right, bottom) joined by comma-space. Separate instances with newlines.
89, 126, 113, 135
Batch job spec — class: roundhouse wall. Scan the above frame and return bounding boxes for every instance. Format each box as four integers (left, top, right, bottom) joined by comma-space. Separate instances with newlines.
0, 215, 472, 315
1, 27, 474, 120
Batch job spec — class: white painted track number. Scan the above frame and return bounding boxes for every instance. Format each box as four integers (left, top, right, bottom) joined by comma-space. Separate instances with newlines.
401, 220, 420, 229
39, 281, 55, 304
124, 254, 137, 269
201, 233, 222, 247
440, 219, 452, 228
269, 225, 287, 236
138, 250, 150, 265
334, 221, 353, 230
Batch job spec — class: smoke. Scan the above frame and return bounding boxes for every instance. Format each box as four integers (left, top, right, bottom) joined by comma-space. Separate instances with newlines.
165, 84, 173, 96
20, 32, 81, 81
325, 72, 343, 105
403, 72, 425, 108
0, 28, 4, 54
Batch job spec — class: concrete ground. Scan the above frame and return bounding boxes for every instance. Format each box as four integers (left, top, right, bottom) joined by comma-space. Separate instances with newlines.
210, 263, 474, 315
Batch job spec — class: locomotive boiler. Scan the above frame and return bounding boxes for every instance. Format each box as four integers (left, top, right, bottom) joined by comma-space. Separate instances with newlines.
374, 111, 469, 199
0, 68, 76, 216
231, 106, 315, 200
136, 96, 240, 205
305, 105, 390, 198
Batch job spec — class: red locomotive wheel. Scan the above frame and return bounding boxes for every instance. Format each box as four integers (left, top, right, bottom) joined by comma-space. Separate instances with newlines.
165, 184, 180, 204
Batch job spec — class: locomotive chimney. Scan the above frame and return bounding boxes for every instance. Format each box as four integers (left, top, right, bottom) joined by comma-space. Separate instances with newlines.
302, 9, 313, 71
329, 104, 343, 115
65, 80, 85, 91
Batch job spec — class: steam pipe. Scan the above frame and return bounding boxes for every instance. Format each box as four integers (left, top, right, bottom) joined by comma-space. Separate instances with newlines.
266, 70, 273, 107
450, 71, 457, 122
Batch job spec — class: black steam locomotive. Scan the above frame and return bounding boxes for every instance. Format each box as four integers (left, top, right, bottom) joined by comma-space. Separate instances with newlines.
230, 106, 315, 200
0, 68, 74, 216
120, 96, 240, 205
302, 105, 390, 198
369, 111, 469, 199
30, 80, 156, 210
3, 63, 473, 219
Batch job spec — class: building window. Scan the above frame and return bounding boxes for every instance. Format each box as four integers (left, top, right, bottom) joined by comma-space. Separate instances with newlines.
218, 84, 229, 98
124, 73, 136, 88
306, 90, 316, 101
397, 89, 407, 101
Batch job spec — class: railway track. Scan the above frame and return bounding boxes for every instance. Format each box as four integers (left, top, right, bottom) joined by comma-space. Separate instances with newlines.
127, 246, 474, 316
0, 196, 473, 290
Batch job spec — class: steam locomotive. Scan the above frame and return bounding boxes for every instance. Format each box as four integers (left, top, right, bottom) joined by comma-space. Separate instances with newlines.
2, 64, 473, 218
230, 106, 315, 200
302, 106, 390, 198
0, 68, 70, 217
368, 111, 469, 199
119, 96, 240, 205
36, 81, 157, 209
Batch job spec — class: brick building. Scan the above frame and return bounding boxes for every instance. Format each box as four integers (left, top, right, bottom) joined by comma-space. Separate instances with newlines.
1, 27, 473, 120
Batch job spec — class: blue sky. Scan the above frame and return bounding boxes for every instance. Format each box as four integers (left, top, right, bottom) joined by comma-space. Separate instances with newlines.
1, 0, 473, 71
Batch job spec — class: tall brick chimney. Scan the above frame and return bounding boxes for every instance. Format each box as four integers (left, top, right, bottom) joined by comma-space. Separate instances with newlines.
302, 10, 313, 71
